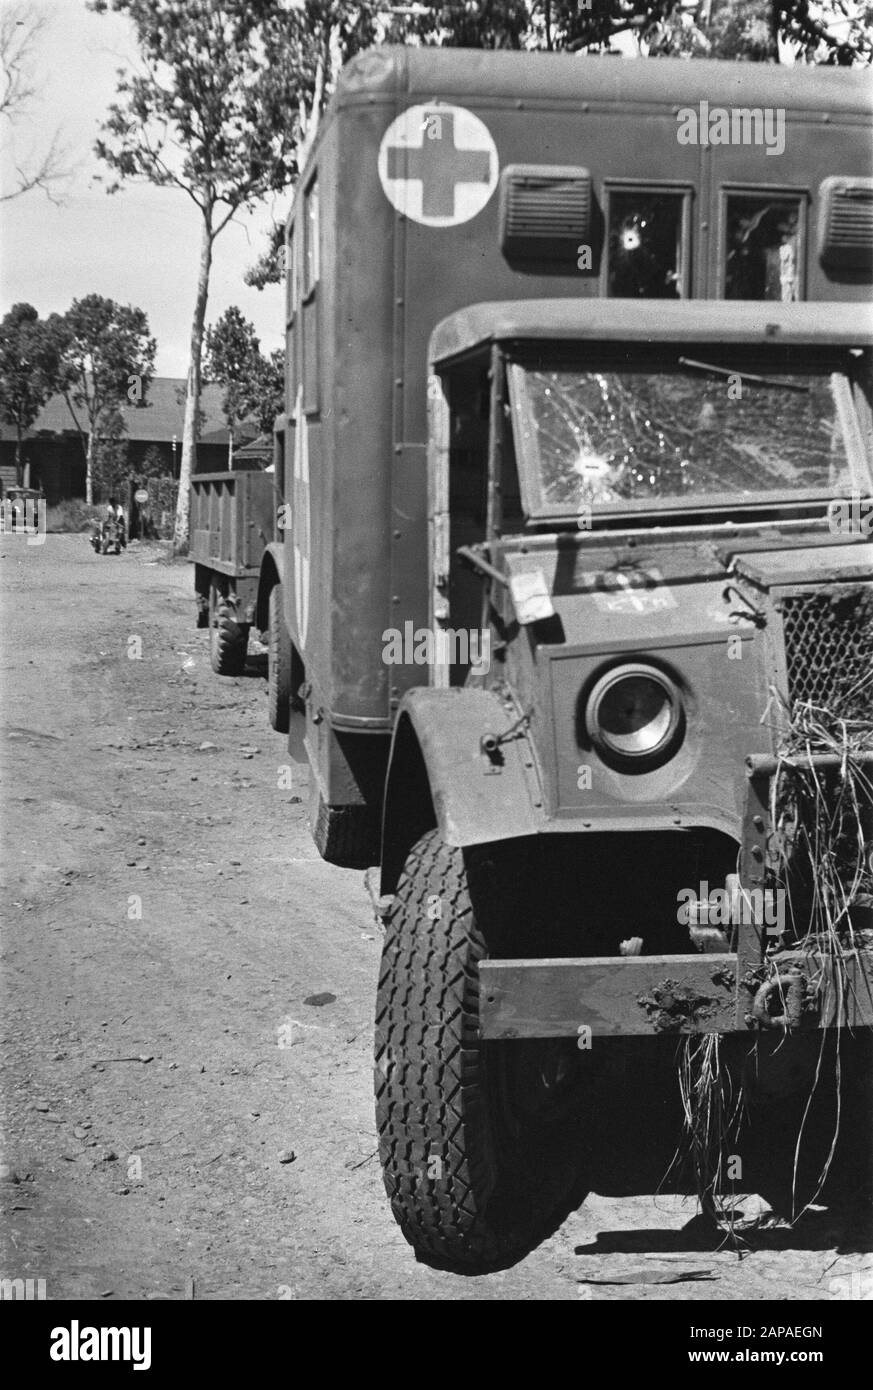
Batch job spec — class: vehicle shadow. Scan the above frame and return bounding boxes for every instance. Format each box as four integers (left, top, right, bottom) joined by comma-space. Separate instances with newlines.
575, 1204, 872, 1258
579, 1033, 872, 1259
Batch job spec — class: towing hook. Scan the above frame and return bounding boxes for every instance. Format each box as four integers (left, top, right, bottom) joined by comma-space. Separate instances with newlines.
480, 731, 504, 769
750, 971, 805, 1031
481, 708, 534, 766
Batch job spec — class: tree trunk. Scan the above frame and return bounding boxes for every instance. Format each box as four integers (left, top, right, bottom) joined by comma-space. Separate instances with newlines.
86, 430, 94, 505
174, 209, 214, 552
227, 426, 233, 470
15, 423, 23, 488
769, 0, 780, 60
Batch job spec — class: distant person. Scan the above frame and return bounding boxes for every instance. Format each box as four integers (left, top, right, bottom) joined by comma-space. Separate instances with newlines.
99, 498, 115, 548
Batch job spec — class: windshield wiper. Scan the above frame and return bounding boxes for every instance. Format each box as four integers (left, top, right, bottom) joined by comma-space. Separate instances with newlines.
678, 357, 810, 392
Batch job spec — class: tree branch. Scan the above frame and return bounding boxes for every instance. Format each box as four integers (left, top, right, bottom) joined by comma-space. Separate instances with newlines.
1, 7, 72, 201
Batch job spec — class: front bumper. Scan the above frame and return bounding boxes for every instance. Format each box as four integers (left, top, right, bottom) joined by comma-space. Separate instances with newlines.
479, 947, 873, 1039
480, 748, 873, 1041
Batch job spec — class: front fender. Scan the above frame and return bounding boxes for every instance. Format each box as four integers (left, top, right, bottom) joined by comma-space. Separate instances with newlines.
256, 542, 285, 630
381, 687, 545, 892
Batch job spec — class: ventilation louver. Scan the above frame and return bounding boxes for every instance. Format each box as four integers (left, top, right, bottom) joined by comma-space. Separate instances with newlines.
818, 177, 873, 273
499, 164, 593, 265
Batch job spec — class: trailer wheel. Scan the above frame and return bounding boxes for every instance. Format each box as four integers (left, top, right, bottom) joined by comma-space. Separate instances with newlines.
311, 793, 379, 870
195, 565, 210, 627
267, 583, 291, 733
209, 579, 248, 676
375, 829, 588, 1272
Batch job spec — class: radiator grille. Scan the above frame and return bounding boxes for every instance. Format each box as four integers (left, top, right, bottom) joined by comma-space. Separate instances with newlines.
781, 587, 873, 716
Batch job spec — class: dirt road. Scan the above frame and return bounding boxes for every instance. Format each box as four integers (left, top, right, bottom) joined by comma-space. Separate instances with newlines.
1, 534, 870, 1301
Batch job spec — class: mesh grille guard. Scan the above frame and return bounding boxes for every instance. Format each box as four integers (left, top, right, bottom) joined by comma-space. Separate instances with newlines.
778, 584, 873, 719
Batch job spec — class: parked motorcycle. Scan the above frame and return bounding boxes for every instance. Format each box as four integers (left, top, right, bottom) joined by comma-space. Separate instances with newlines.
91, 517, 124, 555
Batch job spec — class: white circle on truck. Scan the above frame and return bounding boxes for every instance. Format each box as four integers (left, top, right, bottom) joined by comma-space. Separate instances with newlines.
378, 104, 498, 227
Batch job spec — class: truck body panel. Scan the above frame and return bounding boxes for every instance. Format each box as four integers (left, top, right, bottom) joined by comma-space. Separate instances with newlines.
282, 48, 872, 753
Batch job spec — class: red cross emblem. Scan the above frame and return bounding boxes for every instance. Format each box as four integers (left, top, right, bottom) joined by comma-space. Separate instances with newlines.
378, 104, 498, 227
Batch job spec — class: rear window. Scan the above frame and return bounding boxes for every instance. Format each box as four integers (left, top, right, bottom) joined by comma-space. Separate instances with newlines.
724, 193, 803, 301
606, 190, 686, 299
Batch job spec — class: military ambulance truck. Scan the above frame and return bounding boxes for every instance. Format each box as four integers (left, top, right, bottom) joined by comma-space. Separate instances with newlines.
260, 48, 873, 1270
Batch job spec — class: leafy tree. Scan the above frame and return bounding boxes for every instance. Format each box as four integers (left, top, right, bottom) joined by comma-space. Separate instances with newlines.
58, 294, 156, 504
91, 407, 131, 500
399, 2, 872, 62
91, 0, 330, 549
244, 219, 286, 292
250, 349, 285, 435
0, 303, 66, 485
388, 0, 530, 49
778, 0, 873, 64
204, 306, 261, 466
132, 445, 176, 537
205, 306, 285, 454
140, 443, 169, 479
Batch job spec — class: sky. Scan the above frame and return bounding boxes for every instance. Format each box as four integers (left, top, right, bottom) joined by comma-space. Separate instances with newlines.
1, 0, 287, 376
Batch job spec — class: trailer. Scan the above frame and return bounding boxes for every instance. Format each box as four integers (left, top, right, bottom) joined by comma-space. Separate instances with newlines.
190, 467, 278, 675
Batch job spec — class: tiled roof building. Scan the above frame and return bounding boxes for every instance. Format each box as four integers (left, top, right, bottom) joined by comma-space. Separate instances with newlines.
0, 378, 256, 501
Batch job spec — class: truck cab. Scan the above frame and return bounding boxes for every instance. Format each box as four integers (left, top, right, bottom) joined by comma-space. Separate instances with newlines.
371, 297, 873, 1271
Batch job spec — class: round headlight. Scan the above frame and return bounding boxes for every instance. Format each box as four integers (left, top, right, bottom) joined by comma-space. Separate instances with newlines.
585, 664, 683, 765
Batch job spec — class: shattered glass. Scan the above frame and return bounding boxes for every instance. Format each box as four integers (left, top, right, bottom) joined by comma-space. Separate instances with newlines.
510, 364, 856, 511
607, 192, 684, 299
725, 196, 801, 302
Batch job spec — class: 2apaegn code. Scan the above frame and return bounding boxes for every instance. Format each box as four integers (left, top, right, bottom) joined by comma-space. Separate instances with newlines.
690, 1327, 824, 1339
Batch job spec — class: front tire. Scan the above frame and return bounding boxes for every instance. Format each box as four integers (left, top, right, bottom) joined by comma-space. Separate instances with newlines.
375, 830, 588, 1272
267, 583, 291, 732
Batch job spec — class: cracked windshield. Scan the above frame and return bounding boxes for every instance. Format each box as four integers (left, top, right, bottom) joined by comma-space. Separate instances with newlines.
509, 359, 860, 512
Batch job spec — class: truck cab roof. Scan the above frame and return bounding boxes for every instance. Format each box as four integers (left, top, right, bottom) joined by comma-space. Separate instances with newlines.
429, 299, 873, 367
